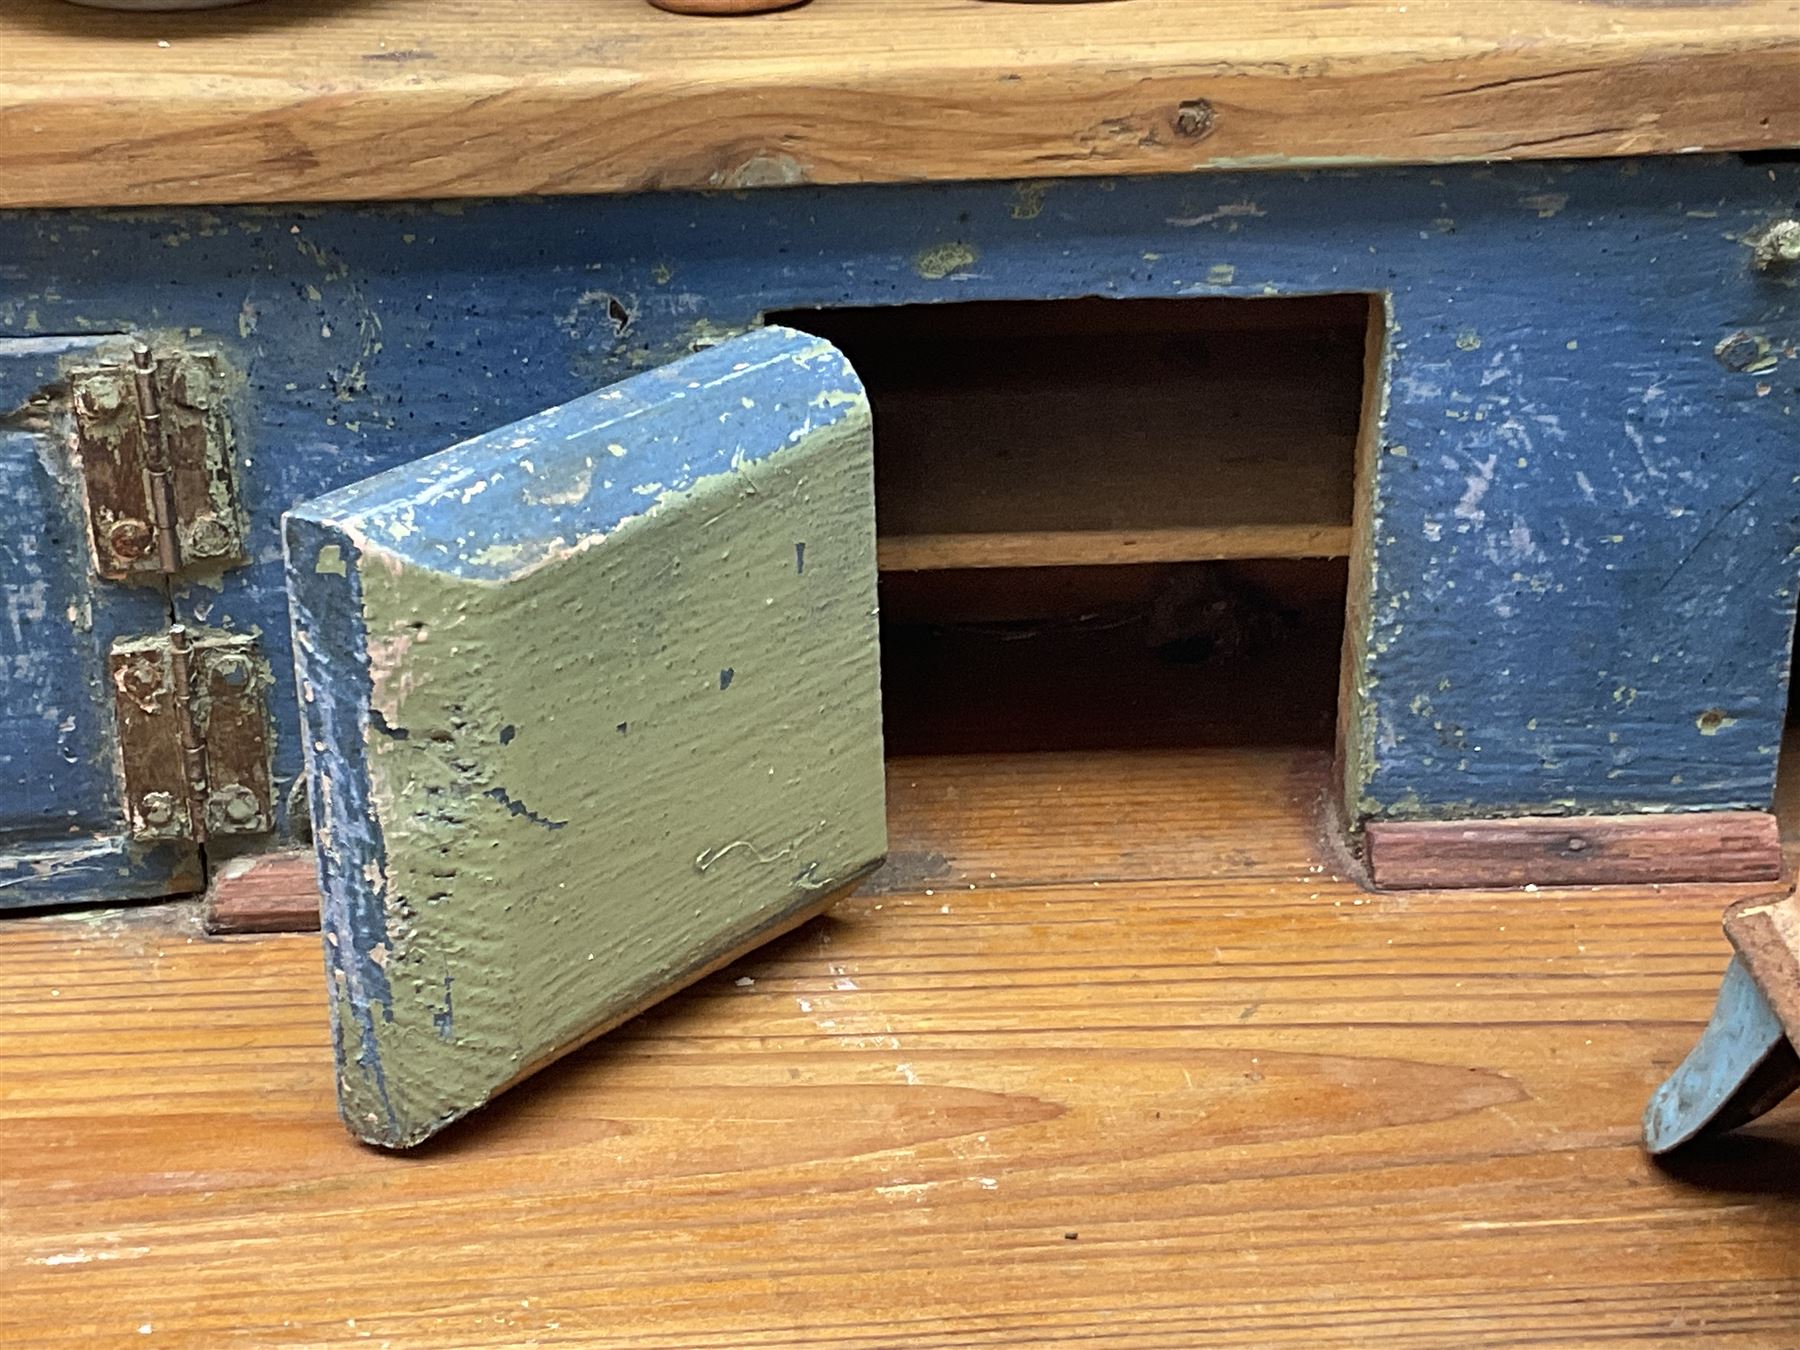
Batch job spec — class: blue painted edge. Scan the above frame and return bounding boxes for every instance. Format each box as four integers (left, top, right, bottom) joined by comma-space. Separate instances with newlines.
301, 324, 865, 581
282, 511, 400, 1134
0, 833, 201, 912
282, 325, 863, 1142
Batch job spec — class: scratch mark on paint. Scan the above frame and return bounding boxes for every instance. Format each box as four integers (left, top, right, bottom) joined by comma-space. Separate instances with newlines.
695, 821, 825, 873
1453, 454, 1498, 528
1167, 201, 1265, 228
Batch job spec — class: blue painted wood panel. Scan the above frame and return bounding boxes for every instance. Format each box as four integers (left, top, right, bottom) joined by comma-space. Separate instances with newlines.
0, 156, 1795, 847
0, 337, 200, 907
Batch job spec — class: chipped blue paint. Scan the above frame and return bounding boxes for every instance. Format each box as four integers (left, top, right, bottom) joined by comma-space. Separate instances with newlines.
1, 157, 1797, 862
282, 509, 399, 1124
0, 834, 200, 909
0, 336, 200, 908
289, 324, 866, 580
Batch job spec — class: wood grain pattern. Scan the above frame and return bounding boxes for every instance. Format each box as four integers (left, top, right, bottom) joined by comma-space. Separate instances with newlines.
1725, 891, 1800, 1043
1, 0, 1797, 208
3, 744, 1797, 1345
877, 524, 1355, 571
792, 295, 1364, 571
202, 850, 319, 934
1366, 811, 1785, 890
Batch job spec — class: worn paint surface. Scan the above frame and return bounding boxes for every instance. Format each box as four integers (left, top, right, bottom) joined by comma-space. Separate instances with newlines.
285, 328, 886, 1146
0, 336, 200, 908
1642, 955, 1797, 1154
2, 157, 1798, 865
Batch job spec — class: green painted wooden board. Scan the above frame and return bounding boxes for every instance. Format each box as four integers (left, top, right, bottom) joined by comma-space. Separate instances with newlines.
284, 328, 888, 1148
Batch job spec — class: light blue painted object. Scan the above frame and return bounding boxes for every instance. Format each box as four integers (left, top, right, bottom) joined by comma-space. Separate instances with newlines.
1, 157, 1797, 901
1643, 956, 1799, 1154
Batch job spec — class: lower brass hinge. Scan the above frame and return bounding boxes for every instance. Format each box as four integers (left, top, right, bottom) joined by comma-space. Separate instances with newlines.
110, 627, 273, 843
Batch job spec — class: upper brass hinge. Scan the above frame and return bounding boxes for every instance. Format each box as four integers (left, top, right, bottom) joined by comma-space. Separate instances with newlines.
110, 627, 274, 843
70, 342, 246, 582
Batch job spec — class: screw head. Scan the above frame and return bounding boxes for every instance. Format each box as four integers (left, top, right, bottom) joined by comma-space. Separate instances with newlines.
76, 376, 125, 417
208, 783, 263, 829
139, 791, 178, 829
166, 359, 211, 410
118, 656, 168, 709
211, 653, 254, 688
186, 514, 233, 556
106, 517, 155, 562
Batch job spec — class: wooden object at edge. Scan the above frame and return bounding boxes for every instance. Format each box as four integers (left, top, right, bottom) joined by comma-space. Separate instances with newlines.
0, 0, 1797, 208
204, 851, 321, 935
208, 809, 1791, 939
1366, 811, 1785, 890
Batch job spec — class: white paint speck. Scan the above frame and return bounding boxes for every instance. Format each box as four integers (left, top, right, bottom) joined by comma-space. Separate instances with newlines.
1453, 453, 1498, 526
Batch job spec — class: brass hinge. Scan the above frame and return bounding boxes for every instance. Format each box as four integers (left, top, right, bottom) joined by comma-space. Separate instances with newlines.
70, 342, 246, 582
110, 627, 273, 843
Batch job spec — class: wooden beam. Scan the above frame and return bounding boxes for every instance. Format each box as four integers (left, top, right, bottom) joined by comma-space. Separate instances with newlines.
203, 851, 321, 935
1365, 811, 1784, 890
877, 525, 1353, 572
1, 0, 1797, 208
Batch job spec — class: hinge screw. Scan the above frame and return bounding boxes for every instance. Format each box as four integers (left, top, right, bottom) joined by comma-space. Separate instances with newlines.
211, 653, 254, 688
139, 791, 177, 829
77, 375, 125, 417
209, 783, 263, 828
186, 514, 233, 556
166, 359, 211, 410
107, 518, 155, 562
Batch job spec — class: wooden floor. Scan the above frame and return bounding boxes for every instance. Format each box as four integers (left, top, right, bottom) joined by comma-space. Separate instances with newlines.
4, 745, 1799, 1346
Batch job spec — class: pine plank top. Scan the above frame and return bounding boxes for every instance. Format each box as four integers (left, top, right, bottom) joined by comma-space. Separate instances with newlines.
2, 0, 1798, 208
4, 745, 1798, 1345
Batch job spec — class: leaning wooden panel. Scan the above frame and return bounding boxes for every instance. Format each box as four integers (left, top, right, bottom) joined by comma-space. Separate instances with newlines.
282, 327, 886, 1148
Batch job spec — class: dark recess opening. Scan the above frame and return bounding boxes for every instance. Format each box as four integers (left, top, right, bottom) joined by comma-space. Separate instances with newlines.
767, 295, 1377, 757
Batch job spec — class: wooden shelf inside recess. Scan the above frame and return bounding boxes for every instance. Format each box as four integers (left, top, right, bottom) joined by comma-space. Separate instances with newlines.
780, 295, 1368, 573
